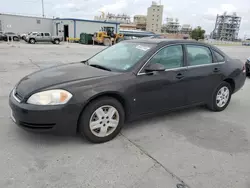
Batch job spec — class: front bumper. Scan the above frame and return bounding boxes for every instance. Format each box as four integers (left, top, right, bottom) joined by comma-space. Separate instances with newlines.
9, 90, 82, 135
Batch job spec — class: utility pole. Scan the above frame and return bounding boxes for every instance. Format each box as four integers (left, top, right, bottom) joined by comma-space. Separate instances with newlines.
42, 0, 45, 17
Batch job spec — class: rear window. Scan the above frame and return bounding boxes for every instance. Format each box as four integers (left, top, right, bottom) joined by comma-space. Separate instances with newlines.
213, 50, 225, 62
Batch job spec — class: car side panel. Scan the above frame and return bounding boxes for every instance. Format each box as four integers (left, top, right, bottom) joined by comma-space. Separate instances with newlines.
185, 63, 225, 104
48, 73, 138, 120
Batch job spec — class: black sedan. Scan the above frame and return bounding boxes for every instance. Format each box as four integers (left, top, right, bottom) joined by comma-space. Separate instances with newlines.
246, 57, 250, 76
9, 39, 246, 143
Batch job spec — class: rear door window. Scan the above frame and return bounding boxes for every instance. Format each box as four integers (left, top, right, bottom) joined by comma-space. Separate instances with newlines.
45, 33, 50, 36
186, 45, 213, 66
213, 50, 225, 62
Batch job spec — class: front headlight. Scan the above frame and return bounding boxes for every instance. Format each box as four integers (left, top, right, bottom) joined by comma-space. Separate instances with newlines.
27, 89, 72, 105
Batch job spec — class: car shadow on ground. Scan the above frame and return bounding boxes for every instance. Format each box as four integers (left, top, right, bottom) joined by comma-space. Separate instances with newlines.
10, 103, 250, 153
123, 105, 250, 154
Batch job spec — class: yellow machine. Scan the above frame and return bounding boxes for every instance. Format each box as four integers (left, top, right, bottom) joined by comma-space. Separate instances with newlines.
93, 27, 124, 46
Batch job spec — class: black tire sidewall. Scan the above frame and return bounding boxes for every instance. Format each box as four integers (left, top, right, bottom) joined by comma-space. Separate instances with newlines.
30, 39, 35, 44
211, 82, 232, 111
79, 97, 125, 143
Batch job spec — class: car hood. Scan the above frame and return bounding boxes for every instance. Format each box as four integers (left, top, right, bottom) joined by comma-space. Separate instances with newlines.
15, 62, 116, 97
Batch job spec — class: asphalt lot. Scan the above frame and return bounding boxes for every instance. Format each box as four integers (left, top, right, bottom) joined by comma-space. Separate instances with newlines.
0, 41, 250, 188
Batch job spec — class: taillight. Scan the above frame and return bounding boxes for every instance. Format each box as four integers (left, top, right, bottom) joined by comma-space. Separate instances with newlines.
243, 64, 246, 73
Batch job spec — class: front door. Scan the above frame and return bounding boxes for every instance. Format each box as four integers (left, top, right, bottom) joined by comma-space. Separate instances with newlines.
184, 44, 224, 104
135, 44, 189, 115
36, 32, 43, 42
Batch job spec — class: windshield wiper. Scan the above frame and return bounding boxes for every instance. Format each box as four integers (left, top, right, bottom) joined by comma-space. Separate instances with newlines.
81, 60, 89, 65
89, 64, 111, 71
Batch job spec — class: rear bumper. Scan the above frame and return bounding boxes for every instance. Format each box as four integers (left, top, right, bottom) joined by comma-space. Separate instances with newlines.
233, 72, 247, 93
9, 90, 82, 135
246, 63, 250, 74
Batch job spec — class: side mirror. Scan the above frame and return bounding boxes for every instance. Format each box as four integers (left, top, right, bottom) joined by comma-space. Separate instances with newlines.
144, 63, 165, 72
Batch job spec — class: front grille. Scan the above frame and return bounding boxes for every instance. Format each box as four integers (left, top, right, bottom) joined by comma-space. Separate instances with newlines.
19, 121, 55, 130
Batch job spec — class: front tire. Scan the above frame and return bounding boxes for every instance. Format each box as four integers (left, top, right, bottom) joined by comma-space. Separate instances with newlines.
103, 38, 111, 46
207, 82, 232, 112
79, 97, 125, 143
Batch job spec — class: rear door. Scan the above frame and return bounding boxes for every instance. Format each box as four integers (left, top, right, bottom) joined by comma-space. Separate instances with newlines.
44, 32, 51, 41
184, 44, 224, 104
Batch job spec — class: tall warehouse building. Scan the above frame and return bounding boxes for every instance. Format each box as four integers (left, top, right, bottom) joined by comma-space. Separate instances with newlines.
211, 12, 241, 41
146, 1, 163, 33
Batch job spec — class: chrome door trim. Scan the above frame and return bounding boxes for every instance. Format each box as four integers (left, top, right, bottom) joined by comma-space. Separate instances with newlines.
138, 67, 188, 76
187, 61, 225, 69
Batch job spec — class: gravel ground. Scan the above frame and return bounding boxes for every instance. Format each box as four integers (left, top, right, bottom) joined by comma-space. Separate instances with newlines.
0, 41, 250, 188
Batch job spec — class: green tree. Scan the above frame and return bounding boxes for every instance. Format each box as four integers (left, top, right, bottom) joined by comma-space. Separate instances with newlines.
191, 26, 206, 41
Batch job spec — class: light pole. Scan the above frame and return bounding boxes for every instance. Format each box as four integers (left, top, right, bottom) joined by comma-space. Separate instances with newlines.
42, 0, 45, 17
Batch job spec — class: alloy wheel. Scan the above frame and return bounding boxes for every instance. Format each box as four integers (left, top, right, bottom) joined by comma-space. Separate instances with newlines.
89, 105, 120, 137
216, 86, 230, 108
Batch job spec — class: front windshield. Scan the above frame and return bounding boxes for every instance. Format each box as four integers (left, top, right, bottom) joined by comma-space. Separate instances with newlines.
88, 42, 156, 72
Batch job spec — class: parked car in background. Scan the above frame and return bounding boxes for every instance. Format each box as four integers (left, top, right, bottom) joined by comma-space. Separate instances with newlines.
0, 32, 4, 41
242, 39, 250, 46
3, 32, 20, 41
25, 32, 63, 44
9, 39, 246, 143
246, 57, 250, 76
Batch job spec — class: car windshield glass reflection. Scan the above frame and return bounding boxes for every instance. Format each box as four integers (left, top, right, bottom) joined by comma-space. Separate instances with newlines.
87, 42, 155, 72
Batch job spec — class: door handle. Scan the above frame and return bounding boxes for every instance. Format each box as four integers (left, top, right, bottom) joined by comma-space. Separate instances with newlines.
213, 67, 220, 72
176, 73, 184, 79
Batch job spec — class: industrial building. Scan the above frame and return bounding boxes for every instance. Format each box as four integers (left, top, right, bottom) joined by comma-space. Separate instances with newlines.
146, 1, 163, 33
0, 13, 53, 34
180, 24, 192, 34
94, 13, 133, 30
161, 18, 180, 33
134, 15, 147, 31
0, 13, 120, 40
53, 18, 120, 40
211, 12, 241, 41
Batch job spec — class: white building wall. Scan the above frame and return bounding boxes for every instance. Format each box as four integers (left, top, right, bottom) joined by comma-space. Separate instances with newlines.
52, 20, 75, 39
75, 21, 119, 37
0, 14, 53, 34
53, 19, 120, 39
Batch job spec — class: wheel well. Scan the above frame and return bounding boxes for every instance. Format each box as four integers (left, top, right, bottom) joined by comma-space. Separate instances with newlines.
76, 93, 127, 131
224, 78, 235, 92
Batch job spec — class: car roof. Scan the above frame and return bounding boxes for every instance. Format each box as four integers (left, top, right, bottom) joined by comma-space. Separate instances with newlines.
123, 38, 227, 56
124, 38, 208, 45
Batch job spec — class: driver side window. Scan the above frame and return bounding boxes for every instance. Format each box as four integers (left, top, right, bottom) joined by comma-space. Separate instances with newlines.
149, 45, 184, 69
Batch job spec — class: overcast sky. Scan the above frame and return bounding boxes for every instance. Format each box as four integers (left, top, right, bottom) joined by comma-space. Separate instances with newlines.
1, 0, 250, 37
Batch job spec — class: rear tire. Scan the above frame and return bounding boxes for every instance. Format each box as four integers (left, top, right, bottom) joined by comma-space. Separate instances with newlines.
54, 39, 60, 44
103, 38, 111, 46
29, 39, 36, 44
207, 81, 232, 112
78, 97, 125, 143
